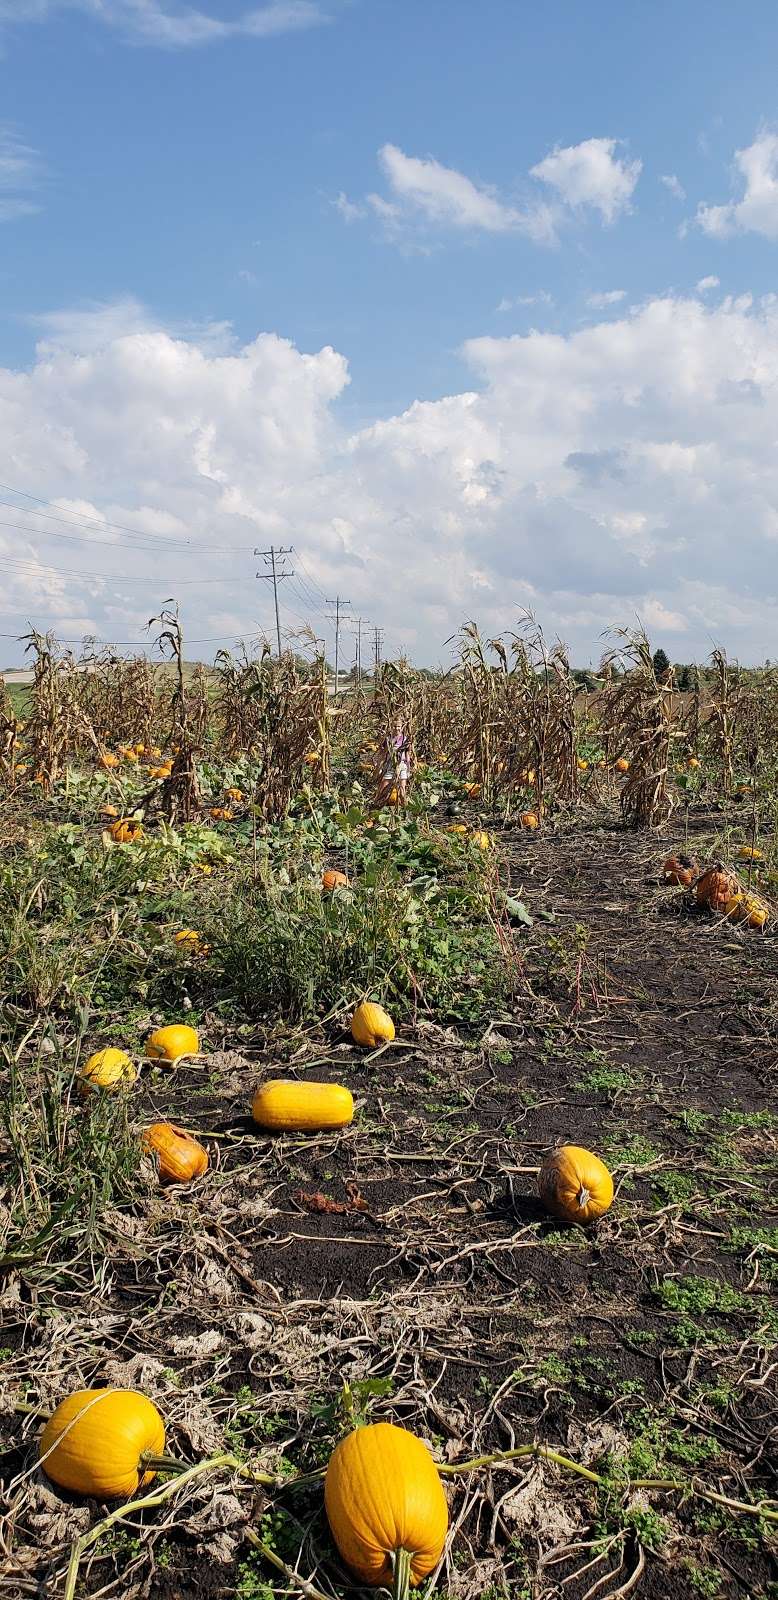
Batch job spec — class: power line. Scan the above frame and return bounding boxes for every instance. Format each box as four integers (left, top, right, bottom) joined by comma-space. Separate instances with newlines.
326, 595, 351, 695
0, 552, 243, 586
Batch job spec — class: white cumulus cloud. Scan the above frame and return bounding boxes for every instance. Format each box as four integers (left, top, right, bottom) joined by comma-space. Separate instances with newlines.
697, 129, 778, 239
530, 137, 641, 223
3, 291, 778, 664
375, 143, 555, 242
696, 275, 720, 293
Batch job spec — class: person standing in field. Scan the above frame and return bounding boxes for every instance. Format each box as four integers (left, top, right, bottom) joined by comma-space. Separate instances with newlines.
375, 714, 411, 806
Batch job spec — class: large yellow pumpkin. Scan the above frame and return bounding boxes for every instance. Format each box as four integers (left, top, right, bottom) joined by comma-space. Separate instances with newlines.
351, 1002, 395, 1048
145, 1024, 200, 1063
40, 1388, 165, 1499
143, 1122, 209, 1182
324, 1423, 448, 1592
80, 1048, 137, 1093
252, 1080, 354, 1132
538, 1145, 614, 1225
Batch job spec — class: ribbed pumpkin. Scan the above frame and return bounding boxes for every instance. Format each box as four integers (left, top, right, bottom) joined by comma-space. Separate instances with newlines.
323, 868, 350, 892
40, 1388, 165, 1499
80, 1048, 137, 1093
109, 818, 143, 844
143, 1122, 209, 1182
538, 1145, 614, 1225
252, 1079, 354, 1132
662, 853, 698, 887
146, 1024, 200, 1063
724, 893, 769, 928
351, 1002, 395, 1048
696, 864, 740, 912
520, 811, 539, 830
324, 1423, 448, 1595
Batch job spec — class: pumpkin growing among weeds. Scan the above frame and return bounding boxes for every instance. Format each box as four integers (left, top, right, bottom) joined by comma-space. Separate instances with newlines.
520, 811, 539, 830
252, 1079, 354, 1131
80, 1048, 136, 1093
724, 893, 769, 928
538, 1144, 614, 1225
351, 1002, 395, 1047
40, 1388, 165, 1499
109, 817, 143, 845
323, 868, 350, 892
324, 1422, 448, 1595
696, 863, 740, 912
143, 1122, 209, 1182
146, 1024, 200, 1064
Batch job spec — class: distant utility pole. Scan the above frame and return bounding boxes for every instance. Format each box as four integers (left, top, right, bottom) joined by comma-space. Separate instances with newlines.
353, 617, 365, 689
373, 625, 384, 675
255, 545, 293, 659
326, 595, 350, 695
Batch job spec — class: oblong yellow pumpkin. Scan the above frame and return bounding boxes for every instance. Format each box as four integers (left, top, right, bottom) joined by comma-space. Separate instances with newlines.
80, 1048, 137, 1093
538, 1145, 614, 1225
143, 1122, 209, 1182
725, 892, 769, 928
145, 1024, 200, 1063
351, 1002, 395, 1048
252, 1079, 354, 1132
40, 1388, 165, 1499
324, 1422, 448, 1590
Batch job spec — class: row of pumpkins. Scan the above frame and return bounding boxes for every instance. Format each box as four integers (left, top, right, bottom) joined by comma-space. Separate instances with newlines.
663, 850, 770, 927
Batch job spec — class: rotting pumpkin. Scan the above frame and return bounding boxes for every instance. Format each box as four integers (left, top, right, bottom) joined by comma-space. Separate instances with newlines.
109, 817, 144, 845
696, 863, 740, 912
143, 1122, 209, 1182
538, 1144, 614, 1225
39, 1388, 165, 1499
252, 1079, 354, 1132
662, 852, 698, 887
324, 1421, 448, 1597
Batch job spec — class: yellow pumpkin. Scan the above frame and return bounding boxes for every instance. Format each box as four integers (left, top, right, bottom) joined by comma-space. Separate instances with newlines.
686, 756, 700, 770
210, 806, 233, 821
325, 1422, 448, 1593
149, 765, 171, 780
40, 1388, 165, 1499
323, 868, 350, 892
146, 1024, 200, 1064
387, 786, 399, 805
520, 811, 539, 830
143, 1122, 209, 1182
80, 1048, 136, 1093
445, 823, 468, 835
736, 845, 763, 862
615, 757, 630, 774
101, 804, 119, 819
351, 1002, 395, 1048
118, 747, 138, 763
109, 818, 143, 845
252, 1079, 354, 1132
696, 864, 740, 912
304, 751, 321, 765
472, 830, 491, 850
100, 752, 120, 770
577, 758, 589, 772
538, 1145, 614, 1225
724, 893, 769, 928
134, 744, 146, 755
463, 781, 480, 798
174, 928, 201, 946
226, 787, 244, 802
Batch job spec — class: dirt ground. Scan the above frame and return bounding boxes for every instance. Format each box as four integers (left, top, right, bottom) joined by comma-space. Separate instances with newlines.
2, 807, 777, 1599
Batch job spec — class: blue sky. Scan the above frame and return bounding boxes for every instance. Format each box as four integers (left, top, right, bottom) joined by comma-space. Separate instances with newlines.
2, 0, 778, 664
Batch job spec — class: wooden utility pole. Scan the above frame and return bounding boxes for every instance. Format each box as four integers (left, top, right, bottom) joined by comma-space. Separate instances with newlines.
255, 545, 293, 658
326, 595, 351, 695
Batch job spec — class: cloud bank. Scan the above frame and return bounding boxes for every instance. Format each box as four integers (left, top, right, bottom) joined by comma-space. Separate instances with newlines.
3, 292, 778, 665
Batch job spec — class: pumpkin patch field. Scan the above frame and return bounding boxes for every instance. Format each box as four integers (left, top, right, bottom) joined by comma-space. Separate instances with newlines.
1, 626, 777, 1600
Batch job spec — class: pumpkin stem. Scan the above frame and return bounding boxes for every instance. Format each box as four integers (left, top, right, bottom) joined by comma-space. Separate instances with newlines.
391, 1547, 413, 1600
577, 1186, 591, 1209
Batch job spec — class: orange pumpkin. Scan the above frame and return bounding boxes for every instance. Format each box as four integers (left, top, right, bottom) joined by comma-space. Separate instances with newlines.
696, 863, 740, 912
520, 811, 539, 830
143, 1122, 208, 1183
662, 852, 698, 887
323, 868, 350, 892
615, 757, 630, 774
109, 818, 144, 844
538, 1145, 614, 1225
324, 1423, 448, 1593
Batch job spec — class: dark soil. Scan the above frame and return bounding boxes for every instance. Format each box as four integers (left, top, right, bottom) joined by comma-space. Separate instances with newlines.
4, 806, 777, 1600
